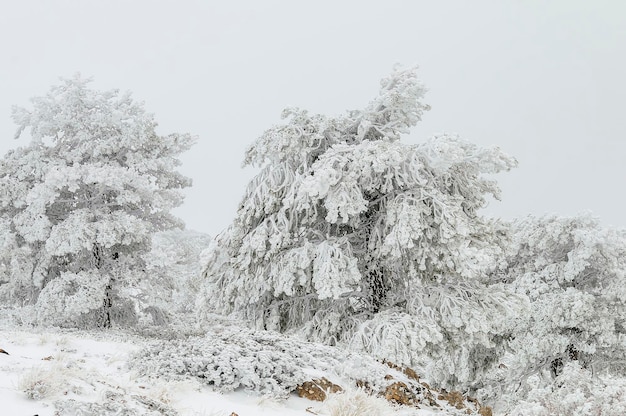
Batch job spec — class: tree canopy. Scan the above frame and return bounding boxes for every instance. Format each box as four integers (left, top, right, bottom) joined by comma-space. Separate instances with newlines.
501, 214, 626, 387
0, 75, 195, 327
201, 67, 526, 390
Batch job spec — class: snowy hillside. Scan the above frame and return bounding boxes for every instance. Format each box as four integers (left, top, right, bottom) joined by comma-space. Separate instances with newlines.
0, 326, 484, 416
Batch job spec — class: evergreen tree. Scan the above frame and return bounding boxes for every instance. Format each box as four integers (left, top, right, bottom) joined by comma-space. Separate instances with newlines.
202, 67, 526, 390
0, 75, 195, 328
501, 214, 626, 388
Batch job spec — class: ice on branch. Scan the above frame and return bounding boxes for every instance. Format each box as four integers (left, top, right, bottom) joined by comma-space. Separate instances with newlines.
0, 75, 195, 328
200, 67, 523, 393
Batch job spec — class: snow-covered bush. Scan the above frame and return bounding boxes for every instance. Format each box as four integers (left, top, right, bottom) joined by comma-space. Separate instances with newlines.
498, 214, 626, 396
131, 323, 422, 400
200, 66, 525, 391
0, 75, 195, 328
508, 363, 626, 416
19, 364, 70, 399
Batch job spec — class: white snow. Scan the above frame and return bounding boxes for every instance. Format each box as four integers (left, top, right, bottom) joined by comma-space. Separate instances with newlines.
0, 328, 452, 416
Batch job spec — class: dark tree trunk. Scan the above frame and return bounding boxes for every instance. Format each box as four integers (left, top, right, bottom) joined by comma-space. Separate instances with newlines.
102, 284, 112, 328
365, 265, 388, 313
92, 243, 112, 328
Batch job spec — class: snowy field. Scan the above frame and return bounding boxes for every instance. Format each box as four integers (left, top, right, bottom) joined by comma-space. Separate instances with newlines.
0, 328, 317, 416
0, 327, 458, 416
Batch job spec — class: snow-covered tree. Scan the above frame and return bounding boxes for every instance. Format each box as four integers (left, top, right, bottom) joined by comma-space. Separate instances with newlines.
499, 214, 626, 391
201, 67, 526, 391
139, 229, 212, 325
0, 75, 195, 328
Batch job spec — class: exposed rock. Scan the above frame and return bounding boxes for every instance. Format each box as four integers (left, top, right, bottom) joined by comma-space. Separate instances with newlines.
479, 406, 493, 416
382, 381, 418, 406
295, 360, 487, 415
315, 377, 343, 394
438, 390, 466, 410
295, 377, 343, 401
382, 359, 402, 371
296, 382, 326, 402
380, 359, 420, 382
403, 367, 420, 381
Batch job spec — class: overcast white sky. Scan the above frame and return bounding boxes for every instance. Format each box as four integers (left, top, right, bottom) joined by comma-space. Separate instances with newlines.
1, 1, 625, 236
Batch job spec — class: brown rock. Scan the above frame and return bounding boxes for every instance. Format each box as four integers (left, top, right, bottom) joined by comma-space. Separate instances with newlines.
439, 390, 466, 410
479, 406, 493, 416
384, 374, 394, 380
382, 381, 417, 406
403, 367, 420, 381
382, 359, 402, 371
314, 377, 343, 394
295, 378, 343, 402
296, 382, 326, 401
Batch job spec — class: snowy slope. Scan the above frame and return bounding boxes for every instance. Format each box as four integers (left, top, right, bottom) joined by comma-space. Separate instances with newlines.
0, 328, 458, 416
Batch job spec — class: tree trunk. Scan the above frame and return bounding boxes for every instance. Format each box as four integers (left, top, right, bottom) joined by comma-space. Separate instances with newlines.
92, 243, 112, 328
365, 265, 387, 313
102, 283, 112, 328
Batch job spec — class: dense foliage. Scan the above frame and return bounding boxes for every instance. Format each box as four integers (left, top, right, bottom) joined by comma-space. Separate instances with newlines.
201, 67, 527, 391
490, 214, 626, 402
0, 76, 195, 327
133, 322, 435, 402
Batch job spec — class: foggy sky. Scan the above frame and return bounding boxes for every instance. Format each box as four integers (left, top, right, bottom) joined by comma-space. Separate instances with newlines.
1, 1, 625, 236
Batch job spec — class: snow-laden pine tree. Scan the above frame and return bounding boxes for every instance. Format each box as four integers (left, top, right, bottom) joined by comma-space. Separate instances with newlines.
201, 67, 528, 391
0, 75, 195, 328
500, 214, 626, 391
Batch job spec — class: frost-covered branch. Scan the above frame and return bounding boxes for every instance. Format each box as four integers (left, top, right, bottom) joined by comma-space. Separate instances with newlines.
200, 67, 523, 393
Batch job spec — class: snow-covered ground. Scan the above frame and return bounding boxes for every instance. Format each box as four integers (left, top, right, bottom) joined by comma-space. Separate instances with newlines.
0, 328, 451, 416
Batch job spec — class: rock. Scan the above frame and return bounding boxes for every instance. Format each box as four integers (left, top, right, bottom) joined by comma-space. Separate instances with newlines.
382, 381, 418, 406
314, 377, 343, 394
381, 359, 420, 381
296, 382, 326, 402
438, 390, 466, 410
403, 367, 420, 381
479, 406, 493, 416
295, 377, 343, 401
382, 359, 402, 371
